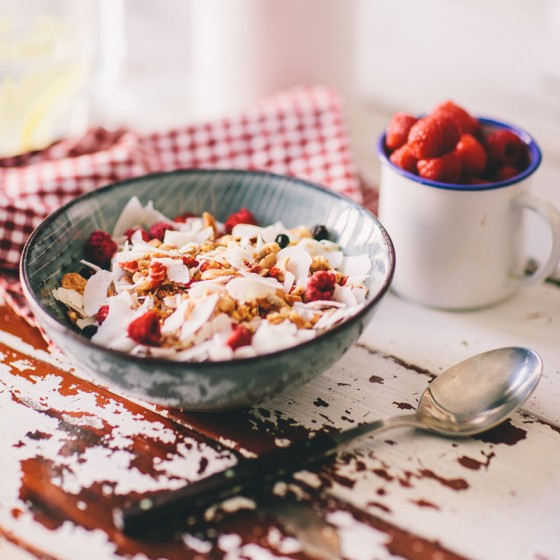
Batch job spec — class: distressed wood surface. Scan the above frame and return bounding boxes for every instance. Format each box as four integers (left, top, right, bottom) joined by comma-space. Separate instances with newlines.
1, 278, 560, 560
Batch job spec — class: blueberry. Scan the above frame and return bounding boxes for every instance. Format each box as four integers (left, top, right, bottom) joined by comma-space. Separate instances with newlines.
312, 225, 329, 241
275, 233, 290, 249
81, 325, 98, 339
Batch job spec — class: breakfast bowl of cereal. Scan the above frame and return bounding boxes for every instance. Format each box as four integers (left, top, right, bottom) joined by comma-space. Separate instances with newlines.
20, 169, 394, 411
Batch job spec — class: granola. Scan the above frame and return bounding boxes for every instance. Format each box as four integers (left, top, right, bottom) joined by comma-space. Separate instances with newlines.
52, 197, 372, 361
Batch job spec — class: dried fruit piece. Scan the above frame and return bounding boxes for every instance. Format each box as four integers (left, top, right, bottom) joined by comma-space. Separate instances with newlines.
124, 228, 149, 242
454, 133, 487, 176
418, 152, 462, 183
182, 256, 200, 268
224, 208, 258, 234
84, 230, 117, 268
385, 113, 418, 152
389, 144, 418, 174
484, 129, 529, 169
226, 324, 253, 350
128, 310, 162, 346
408, 115, 460, 159
149, 222, 175, 241
275, 233, 290, 249
432, 101, 480, 136
311, 225, 329, 241
97, 305, 109, 324
148, 261, 167, 287
306, 270, 336, 302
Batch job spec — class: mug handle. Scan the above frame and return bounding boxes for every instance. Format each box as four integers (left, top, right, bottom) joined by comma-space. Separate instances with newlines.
511, 192, 560, 288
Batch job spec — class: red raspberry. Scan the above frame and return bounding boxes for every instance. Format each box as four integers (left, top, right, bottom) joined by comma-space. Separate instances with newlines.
84, 230, 117, 268
226, 324, 253, 351
306, 271, 336, 302
454, 133, 487, 176
493, 165, 519, 182
408, 115, 460, 159
432, 101, 480, 136
484, 129, 529, 169
174, 211, 197, 223
149, 222, 175, 241
464, 176, 489, 186
389, 144, 418, 174
385, 113, 418, 152
128, 311, 162, 346
418, 152, 462, 183
97, 305, 109, 325
224, 208, 258, 234
124, 228, 149, 243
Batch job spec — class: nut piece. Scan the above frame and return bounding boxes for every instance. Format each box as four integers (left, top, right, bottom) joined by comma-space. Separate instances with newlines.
310, 255, 331, 273
61, 273, 87, 295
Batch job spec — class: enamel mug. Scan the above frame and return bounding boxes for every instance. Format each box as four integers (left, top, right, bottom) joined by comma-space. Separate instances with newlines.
377, 117, 560, 310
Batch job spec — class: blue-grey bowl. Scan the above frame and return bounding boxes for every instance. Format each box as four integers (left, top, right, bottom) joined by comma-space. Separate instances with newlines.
20, 169, 395, 411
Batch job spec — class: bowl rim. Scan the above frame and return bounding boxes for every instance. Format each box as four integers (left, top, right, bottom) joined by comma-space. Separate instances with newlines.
20, 168, 395, 370
376, 115, 542, 191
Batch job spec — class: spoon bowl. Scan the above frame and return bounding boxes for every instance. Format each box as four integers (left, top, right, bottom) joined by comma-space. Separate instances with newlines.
116, 346, 543, 534
416, 346, 543, 436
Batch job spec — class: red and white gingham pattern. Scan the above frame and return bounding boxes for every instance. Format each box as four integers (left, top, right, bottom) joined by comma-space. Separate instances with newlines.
0, 85, 363, 272
0, 85, 373, 324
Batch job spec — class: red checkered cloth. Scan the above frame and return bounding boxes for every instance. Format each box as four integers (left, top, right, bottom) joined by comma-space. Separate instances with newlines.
0, 85, 376, 324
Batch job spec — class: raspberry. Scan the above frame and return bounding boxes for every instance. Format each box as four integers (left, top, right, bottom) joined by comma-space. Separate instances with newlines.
174, 211, 197, 223
389, 144, 418, 174
306, 271, 336, 302
84, 230, 117, 268
408, 115, 460, 159
226, 324, 253, 351
224, 208, 258, 234
454, 133, 487, 176
385, 113, 418, 152
418, 152, 462, 183
97, 305, 109, 325
128, 311, 161, 346
484, 129, 529, 169
149, 222, 175, 241
432, 101, 480, 136
124, 228, 149, 243
493, 165, 519, 182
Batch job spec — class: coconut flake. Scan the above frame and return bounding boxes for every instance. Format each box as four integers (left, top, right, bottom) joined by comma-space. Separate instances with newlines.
297, 238, 344, 269
180, 293, 219, 342
227, 277, 279, 301
276, 246, 312, 281
283, 270, 295, 293
52, 288, 84, 313
333, 284, 358, 307
252, 321, 315, 354
164, 227, 214, 247
188, 280, 229, 299
83, 269, 113, 316
112, 196, 145, 238
231, 224, 263, 239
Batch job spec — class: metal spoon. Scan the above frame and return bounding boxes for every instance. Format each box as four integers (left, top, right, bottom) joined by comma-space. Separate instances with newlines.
115, 346, 542, 534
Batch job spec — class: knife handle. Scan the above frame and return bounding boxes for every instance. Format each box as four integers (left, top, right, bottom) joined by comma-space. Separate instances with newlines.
115, 432, 338, 535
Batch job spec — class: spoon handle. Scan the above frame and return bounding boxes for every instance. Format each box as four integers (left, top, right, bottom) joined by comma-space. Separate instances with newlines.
114, 413, 419, 535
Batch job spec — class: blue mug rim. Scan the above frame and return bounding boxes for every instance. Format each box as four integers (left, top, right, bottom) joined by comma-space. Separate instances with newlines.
376, 115, 542, 191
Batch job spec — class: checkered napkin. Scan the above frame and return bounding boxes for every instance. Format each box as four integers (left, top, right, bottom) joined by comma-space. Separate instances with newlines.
0, 85, 374, 323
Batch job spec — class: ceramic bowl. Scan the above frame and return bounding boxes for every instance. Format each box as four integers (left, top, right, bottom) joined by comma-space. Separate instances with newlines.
21, 169, 394, 411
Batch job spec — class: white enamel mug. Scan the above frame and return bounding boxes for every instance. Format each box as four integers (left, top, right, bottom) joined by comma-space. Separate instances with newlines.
377, 117, 560, 310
